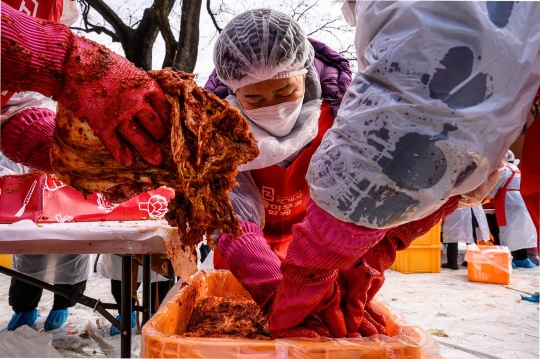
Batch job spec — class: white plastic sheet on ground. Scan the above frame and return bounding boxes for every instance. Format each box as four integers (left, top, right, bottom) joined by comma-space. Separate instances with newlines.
0, 325, 62, 358
308, 1, 540, 229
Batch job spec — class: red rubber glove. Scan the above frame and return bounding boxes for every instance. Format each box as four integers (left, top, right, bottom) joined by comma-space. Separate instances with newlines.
338, 196, 460, 337
218, 221, 283, 306
268, 198, 389, 338
1, 2, 170, 167
1, 108, 55, 173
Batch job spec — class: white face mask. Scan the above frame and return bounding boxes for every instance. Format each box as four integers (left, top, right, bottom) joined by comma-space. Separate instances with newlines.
242, 96, 304, 137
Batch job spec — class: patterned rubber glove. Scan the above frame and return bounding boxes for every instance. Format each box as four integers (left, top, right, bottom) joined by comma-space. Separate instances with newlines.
268, 198, 389, 338
1, 2, 170, 167
218, 221, 282, 306
1, 108, 55, 173
339, 196, 460, 337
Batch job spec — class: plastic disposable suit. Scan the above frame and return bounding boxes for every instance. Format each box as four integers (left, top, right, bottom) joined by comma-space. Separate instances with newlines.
442, 206, 490, 245
0, 1, 171, 169
214, 2, 540, 339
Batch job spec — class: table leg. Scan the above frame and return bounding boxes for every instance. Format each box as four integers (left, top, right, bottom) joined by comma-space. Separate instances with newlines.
142, 254, 151, 325
121, 255, 132, 358
168, 261, 176, 289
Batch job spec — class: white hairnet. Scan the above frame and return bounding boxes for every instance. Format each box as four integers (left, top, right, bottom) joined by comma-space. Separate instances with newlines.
507, 150, 515, 163
214, 9, 314, 92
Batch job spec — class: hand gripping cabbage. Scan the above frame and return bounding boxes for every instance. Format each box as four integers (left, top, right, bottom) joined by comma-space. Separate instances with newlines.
51, 69, 259, 247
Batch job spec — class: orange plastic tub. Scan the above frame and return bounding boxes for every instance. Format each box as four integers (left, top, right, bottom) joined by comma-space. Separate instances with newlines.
141, 270, 441, 358
465, 245, 511, 285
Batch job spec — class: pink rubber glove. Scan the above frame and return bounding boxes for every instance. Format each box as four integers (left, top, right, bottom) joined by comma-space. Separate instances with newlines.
268, 198, 389, 338
1, 108, 55, 173
339, 195, 460, 337
1, 2, 170, 167
218, 221, 283, 306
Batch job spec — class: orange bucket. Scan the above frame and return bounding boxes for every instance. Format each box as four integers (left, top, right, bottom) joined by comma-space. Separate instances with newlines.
141, 270, 441, 358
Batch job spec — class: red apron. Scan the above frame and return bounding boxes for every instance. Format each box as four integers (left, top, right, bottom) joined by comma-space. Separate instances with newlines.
1, 0, 63, 107
214, 102, 333, 268
521, 106, 539, 245
494, 166, 520, 227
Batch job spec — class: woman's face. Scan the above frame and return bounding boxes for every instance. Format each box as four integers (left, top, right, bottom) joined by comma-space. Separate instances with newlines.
236, 75, 305, 110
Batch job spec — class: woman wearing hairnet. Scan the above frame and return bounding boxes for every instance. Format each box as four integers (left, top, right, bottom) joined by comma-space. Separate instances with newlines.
205, 9, 352, 266
212, 3, 540, 339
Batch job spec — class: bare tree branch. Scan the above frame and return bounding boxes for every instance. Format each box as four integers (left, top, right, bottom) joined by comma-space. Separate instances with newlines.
155, 0, 178, 68
206, 0, 222, 33
84, 0, 131, 42
306, 17, 341, 36
70, 26, 119, 41
295, 0, 318, 22
74, 1, 120, 41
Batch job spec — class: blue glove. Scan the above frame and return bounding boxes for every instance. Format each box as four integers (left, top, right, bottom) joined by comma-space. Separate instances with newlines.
521, 292, 539, 303
7, 309, 40, 331
44, 308, 69, 331
110, 312, 136, 336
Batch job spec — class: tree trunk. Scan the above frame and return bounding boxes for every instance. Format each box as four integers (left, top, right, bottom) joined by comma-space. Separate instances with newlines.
174, 0, 202, 72
127, 7, 161, 70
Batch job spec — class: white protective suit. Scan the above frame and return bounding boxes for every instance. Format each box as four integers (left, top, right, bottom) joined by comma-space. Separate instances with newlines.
100, 254, 168, 283
442, 205, 490, 244
487, 163, 537, 252
308, 1, 540, 229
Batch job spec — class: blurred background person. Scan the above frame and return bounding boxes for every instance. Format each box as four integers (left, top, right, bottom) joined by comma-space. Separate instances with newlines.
442, 205, 490, 270
486, 150, 537, 268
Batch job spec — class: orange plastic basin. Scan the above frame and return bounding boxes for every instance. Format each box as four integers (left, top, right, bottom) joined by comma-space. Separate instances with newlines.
141, 270, 440, 358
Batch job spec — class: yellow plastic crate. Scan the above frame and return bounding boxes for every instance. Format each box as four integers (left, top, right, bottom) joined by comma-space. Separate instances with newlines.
390, 243, 441, 274
408, 222, 441, 247
0, 255, 12, 269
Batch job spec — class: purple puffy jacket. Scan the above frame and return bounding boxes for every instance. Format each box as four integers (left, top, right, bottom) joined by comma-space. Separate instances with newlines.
204, 38, 352, 117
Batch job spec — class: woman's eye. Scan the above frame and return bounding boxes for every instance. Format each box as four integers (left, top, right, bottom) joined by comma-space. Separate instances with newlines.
245, 97, 262, 104
278, 91, 294, 98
